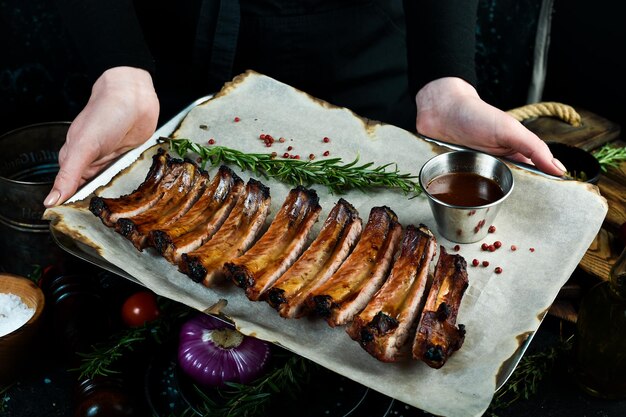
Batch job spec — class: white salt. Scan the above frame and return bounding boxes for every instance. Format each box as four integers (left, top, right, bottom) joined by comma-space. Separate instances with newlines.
0, 292, 35, 337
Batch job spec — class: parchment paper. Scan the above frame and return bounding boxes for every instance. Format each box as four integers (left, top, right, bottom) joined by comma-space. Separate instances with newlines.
44, 71, 607, 417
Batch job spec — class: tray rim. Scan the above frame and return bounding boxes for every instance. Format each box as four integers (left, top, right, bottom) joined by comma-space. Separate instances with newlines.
49, 93, 535, 394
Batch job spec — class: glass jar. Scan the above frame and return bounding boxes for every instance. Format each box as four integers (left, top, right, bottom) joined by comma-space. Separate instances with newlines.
573, 247, 626, 399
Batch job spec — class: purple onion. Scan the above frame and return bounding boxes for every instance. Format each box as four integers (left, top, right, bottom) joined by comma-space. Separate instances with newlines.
177, 313, 272, 387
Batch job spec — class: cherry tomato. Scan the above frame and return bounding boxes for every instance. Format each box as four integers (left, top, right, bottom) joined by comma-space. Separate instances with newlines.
121, 290, 161, 327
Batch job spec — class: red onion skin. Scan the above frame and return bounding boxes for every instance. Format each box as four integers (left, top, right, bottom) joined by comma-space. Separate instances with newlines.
178, 314, 272, 387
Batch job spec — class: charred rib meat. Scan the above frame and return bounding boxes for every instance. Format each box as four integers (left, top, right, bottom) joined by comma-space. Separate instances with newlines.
225, 186, 322, 301
115, 159, 202, 250
266, 198, 362, 318
178, 178, 271, 287
307, 206, 402, 327
412, 246, 469, 369
347, 224, 437, 362
151, 165, 244, 264
89, 149, 170, 227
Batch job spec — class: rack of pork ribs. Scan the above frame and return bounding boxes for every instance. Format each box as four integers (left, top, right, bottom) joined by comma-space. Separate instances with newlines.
89, 149, 469, 368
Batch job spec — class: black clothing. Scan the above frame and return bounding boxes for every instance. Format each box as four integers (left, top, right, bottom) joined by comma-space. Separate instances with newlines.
54, 0, 478, 131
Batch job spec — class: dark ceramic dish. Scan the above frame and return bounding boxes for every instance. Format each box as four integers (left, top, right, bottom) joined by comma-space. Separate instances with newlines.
547, 142, 601, 185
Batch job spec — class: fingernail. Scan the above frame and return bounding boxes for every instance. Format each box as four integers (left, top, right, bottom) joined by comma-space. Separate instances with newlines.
552, 158, 567, 173
44, 189, 61, 207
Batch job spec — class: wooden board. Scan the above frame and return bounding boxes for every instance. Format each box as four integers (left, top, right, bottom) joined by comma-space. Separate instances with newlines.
524, 107, 621, 150
524, 108, 624, 317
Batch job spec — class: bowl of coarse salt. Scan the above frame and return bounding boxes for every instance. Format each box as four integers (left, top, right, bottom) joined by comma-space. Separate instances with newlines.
0, 273, 45, 384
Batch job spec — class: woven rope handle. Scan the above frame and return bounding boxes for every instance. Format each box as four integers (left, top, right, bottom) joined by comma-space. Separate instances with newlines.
507, 102, 582, 127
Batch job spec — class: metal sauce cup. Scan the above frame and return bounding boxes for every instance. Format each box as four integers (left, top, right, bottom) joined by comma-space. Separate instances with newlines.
419, 151, 514, 243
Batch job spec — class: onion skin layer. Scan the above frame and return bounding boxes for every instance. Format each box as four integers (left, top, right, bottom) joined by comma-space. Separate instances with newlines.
178, 313, 272, 387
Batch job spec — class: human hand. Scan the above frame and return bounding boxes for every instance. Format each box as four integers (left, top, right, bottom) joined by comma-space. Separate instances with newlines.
44, 66, 160, 207
414, 77, 567, 176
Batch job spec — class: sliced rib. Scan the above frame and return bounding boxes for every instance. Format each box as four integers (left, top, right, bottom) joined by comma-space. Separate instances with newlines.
346, 224, 437, 362
266, 198, 362, 318
412, 246, 469, 369
225, 186, 322, 301
150, 165, 245, 264
178, 178, 271, 287
89, 148, 170, 227
307, 206, 402, 327
115, 159, 201, 250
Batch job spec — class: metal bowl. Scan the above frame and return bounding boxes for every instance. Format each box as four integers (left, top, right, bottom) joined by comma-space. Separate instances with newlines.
546, 142, 601, 185
419, 151, 514, 243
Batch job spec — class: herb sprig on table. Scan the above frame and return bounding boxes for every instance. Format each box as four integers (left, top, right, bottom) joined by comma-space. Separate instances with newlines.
188, 352, 312, 417
161, 137, 422, 196
486, 337, 572, 416
593, 143, 626, 171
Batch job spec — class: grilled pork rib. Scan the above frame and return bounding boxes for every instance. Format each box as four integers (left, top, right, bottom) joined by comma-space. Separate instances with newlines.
412, 246, 469, 369
151, 165, 244, 264
347, 224, 437, 362
225, 186, 322, 301
89, 149, 170, 227
266, 198, 362, 318
115, 159, 202, 250
307, 206, 402, 327
178, 178, 271, 287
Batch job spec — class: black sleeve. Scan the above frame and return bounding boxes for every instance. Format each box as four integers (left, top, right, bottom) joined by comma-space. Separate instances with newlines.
404, 0, 478, 96
55, 0, 156, 81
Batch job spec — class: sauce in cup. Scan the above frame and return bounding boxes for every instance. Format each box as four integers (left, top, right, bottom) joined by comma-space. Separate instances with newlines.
426, 172, 504, 207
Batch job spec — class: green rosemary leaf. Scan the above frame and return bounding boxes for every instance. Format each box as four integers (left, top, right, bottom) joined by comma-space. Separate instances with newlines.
159, 137, 422, 196
486, 338, 571, 416
192, 352, 313, 417
593, 143, 626, 172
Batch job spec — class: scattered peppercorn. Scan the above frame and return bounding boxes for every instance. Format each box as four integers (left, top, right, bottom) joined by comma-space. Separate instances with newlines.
208, 138, 216, 145
495, 267, 503, 274
323, 137, 330, 143
453, 244, 460, 251
234, 117, 241, 122
309, 153, 315, 160
323, 150, 330, 156
494, 241, 502, 249
488, 225, 496, 233
283, 152, 290, 158
279, 137, 286, 143
481, 243, 489, 251
472, 259, 479, 267
199, 124, 208, 130
488, 245, 496, 252
271, 152, 277, 158
482, 260, 490, 267
529, 247, 535, 252
287, 146, 293, 151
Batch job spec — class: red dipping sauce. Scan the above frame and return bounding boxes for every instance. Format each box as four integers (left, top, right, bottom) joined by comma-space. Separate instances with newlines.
426, 172, 504, 207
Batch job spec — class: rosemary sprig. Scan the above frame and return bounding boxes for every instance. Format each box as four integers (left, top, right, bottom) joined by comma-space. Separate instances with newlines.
75, 326, 148, 379
160, 137, 421, 196
75, 298, 191, 379
486, 337, 571, 416
593, 143, 626, 172
190, 352, 312, 417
